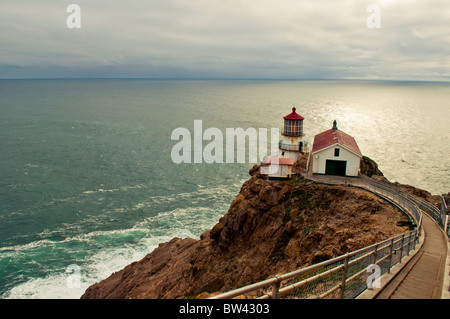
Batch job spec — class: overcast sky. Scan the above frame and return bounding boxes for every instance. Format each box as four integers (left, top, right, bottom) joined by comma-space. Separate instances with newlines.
1, 0, 449, 80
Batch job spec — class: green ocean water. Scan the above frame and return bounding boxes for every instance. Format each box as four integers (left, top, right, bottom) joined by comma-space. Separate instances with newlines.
0, 79, 449, 298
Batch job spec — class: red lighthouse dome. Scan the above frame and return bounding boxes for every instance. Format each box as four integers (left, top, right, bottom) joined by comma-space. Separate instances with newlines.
283, 107, 304, 121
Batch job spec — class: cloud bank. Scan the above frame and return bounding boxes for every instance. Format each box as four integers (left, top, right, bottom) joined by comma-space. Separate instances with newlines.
1, 0, 449, 80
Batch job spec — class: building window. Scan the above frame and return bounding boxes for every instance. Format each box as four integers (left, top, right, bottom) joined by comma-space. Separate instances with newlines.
334, 148, 340, 157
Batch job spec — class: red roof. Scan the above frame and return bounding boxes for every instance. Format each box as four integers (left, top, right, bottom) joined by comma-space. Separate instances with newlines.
312, 128, 362, 156
283, 107, 304, 120
264, 157, 294, 165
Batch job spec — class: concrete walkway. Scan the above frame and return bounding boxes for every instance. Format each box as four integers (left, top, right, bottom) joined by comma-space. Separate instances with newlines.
376, 212, 448, 299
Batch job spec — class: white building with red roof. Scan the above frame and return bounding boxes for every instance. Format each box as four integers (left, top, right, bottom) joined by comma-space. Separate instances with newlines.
261, 156, 295, 179
310, 120, 362, 177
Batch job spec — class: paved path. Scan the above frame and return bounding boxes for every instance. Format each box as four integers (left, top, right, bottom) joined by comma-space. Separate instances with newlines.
376, 212, 448, 299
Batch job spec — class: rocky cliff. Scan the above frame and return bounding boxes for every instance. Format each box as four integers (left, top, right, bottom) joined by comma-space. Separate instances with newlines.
81, 158, 419, 299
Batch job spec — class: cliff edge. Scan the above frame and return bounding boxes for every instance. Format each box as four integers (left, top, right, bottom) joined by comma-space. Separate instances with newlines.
81, 157, 424, 299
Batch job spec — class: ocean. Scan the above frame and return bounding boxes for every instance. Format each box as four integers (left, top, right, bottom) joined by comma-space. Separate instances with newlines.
0, 79, 449, 298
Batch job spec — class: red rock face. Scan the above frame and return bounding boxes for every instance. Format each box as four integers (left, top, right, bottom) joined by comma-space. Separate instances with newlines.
81, 168, 412, 299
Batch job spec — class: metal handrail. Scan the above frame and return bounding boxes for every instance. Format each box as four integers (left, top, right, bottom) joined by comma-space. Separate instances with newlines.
359, 175, 443, 227
210, 175, 424, 300
210, 229, 419, 299
442, 196, 450, 236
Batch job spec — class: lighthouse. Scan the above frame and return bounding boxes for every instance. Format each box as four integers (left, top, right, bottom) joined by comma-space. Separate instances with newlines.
261, 107, 305, 180
279, 107, 305, 161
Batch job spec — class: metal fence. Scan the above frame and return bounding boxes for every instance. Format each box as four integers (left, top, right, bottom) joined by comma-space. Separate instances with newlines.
358, 175, 443, 228
442, 196, 449, 237
210, 229, 420, 299
210, 174, 423, 300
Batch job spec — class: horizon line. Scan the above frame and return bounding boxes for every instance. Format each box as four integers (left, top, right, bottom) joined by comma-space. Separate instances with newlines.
0, 77, 449, 84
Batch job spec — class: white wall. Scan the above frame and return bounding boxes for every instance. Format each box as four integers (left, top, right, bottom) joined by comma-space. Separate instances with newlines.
281, 151, 300, 161
280, 136, 302, 145
279, 136, 303, 161
312, 145, 361, 177
262, 164, 293, 178
280, 165, 292, 177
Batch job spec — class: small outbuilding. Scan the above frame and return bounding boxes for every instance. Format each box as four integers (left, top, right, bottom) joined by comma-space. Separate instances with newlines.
261, 156, 295, 180
310, 121, 362, 177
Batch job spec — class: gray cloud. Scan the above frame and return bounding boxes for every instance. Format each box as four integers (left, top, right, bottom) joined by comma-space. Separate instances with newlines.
0, 0, 449, 80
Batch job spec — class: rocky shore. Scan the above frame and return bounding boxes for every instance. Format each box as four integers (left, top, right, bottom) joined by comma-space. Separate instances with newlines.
81, 157, 442, 299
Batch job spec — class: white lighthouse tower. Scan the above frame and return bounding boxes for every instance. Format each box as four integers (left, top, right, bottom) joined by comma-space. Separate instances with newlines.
279, 107, 305, 161
261, 107, 305, 180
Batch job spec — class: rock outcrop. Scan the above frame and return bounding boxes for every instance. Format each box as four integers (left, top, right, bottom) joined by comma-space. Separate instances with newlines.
444, 193, 450, 214
360, 156, 384, 178
81, 163, 413, 299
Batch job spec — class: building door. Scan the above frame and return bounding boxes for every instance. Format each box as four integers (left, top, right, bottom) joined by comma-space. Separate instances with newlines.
325, 160, 347, 176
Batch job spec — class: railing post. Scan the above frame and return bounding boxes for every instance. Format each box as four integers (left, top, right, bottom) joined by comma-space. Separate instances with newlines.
270, 279, 281, 299
413, 230, 417, 251
339, 254, 350, 299
399, 234, 405, 262
388, 238, 394, 273
373, 244, 378, 264
406, 232, 412, 256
